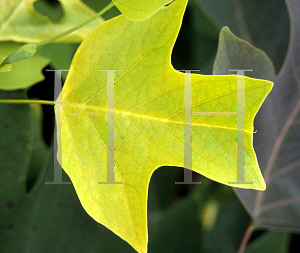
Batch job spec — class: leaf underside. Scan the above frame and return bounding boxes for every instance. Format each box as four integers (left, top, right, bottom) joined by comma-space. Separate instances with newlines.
213, 0, 300, 232
236, 0, 300, 232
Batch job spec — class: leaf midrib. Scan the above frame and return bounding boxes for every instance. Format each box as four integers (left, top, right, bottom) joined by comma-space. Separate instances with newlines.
0, 1, 23, 33
60, 102, 253, 133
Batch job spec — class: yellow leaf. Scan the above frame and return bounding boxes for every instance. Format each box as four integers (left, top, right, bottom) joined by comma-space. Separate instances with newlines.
56, 0, 273, 252
0, 0, 104, 43
113, 0, 173, 21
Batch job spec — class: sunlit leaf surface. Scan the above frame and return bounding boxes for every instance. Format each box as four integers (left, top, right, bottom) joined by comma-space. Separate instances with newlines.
56, 0, 272, 251
113, 0, 173, 21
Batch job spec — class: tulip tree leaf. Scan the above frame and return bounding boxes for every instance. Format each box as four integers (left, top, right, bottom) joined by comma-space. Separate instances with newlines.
0, 0, 104, 43
113, 0, 173, 21
0, 42, 50, 90
213, 27, 276, 82
56, 0, 273, 252
213, 0, 300, 232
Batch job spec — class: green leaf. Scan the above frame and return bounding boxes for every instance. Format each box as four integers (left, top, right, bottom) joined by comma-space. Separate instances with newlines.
36, 43, 80, 80
83, 0, 121, 20
170, 1, 219, 74
245, 231, 290, 253
0, 63, 12, 72
0, 90, 34, 230
0, 0, 104, 43
1, 44, 36, 66
0, 42, 50, 90
147, 166, 179, 211
187, 0, 219, 39
56, 0, 272, 251
113, 0, 173, 21
33, 0, 64, 23
205, 187, 250, 253
214, 0, 300, 232
148, 194, 203, 253
0, 153, 136, 253
26, 104, 49, 194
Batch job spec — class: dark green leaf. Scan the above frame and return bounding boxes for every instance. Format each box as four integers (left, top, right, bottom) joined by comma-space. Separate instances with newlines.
37, 43, 79, 80
245, 231, 290, 253
205, 187, 250, 253
148, 194, 203, 253
0, 153, 136, 253
26, 104, 49, 194
82, 0, 121, 20
33, 0, 63, 23
0, 90, 34, 229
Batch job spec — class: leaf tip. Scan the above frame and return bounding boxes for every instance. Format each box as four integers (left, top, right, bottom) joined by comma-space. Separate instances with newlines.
259, 181, 266, 191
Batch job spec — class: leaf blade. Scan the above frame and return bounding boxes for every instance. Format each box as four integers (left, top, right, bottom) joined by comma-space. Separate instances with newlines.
113, 0, 173, 21
1, 43, 36, 65
0, 42, 50, 90
57, 0, 273, 251
0, 0, 104, 43
213, 0, 300, 232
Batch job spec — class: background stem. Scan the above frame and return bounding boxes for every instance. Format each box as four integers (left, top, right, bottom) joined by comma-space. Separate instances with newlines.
0, 99, 55, 105
36, 2, 115, 48
238, 224, 254, 253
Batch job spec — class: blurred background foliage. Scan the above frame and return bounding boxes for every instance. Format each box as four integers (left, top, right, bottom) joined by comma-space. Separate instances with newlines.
0, 0, 299, 252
